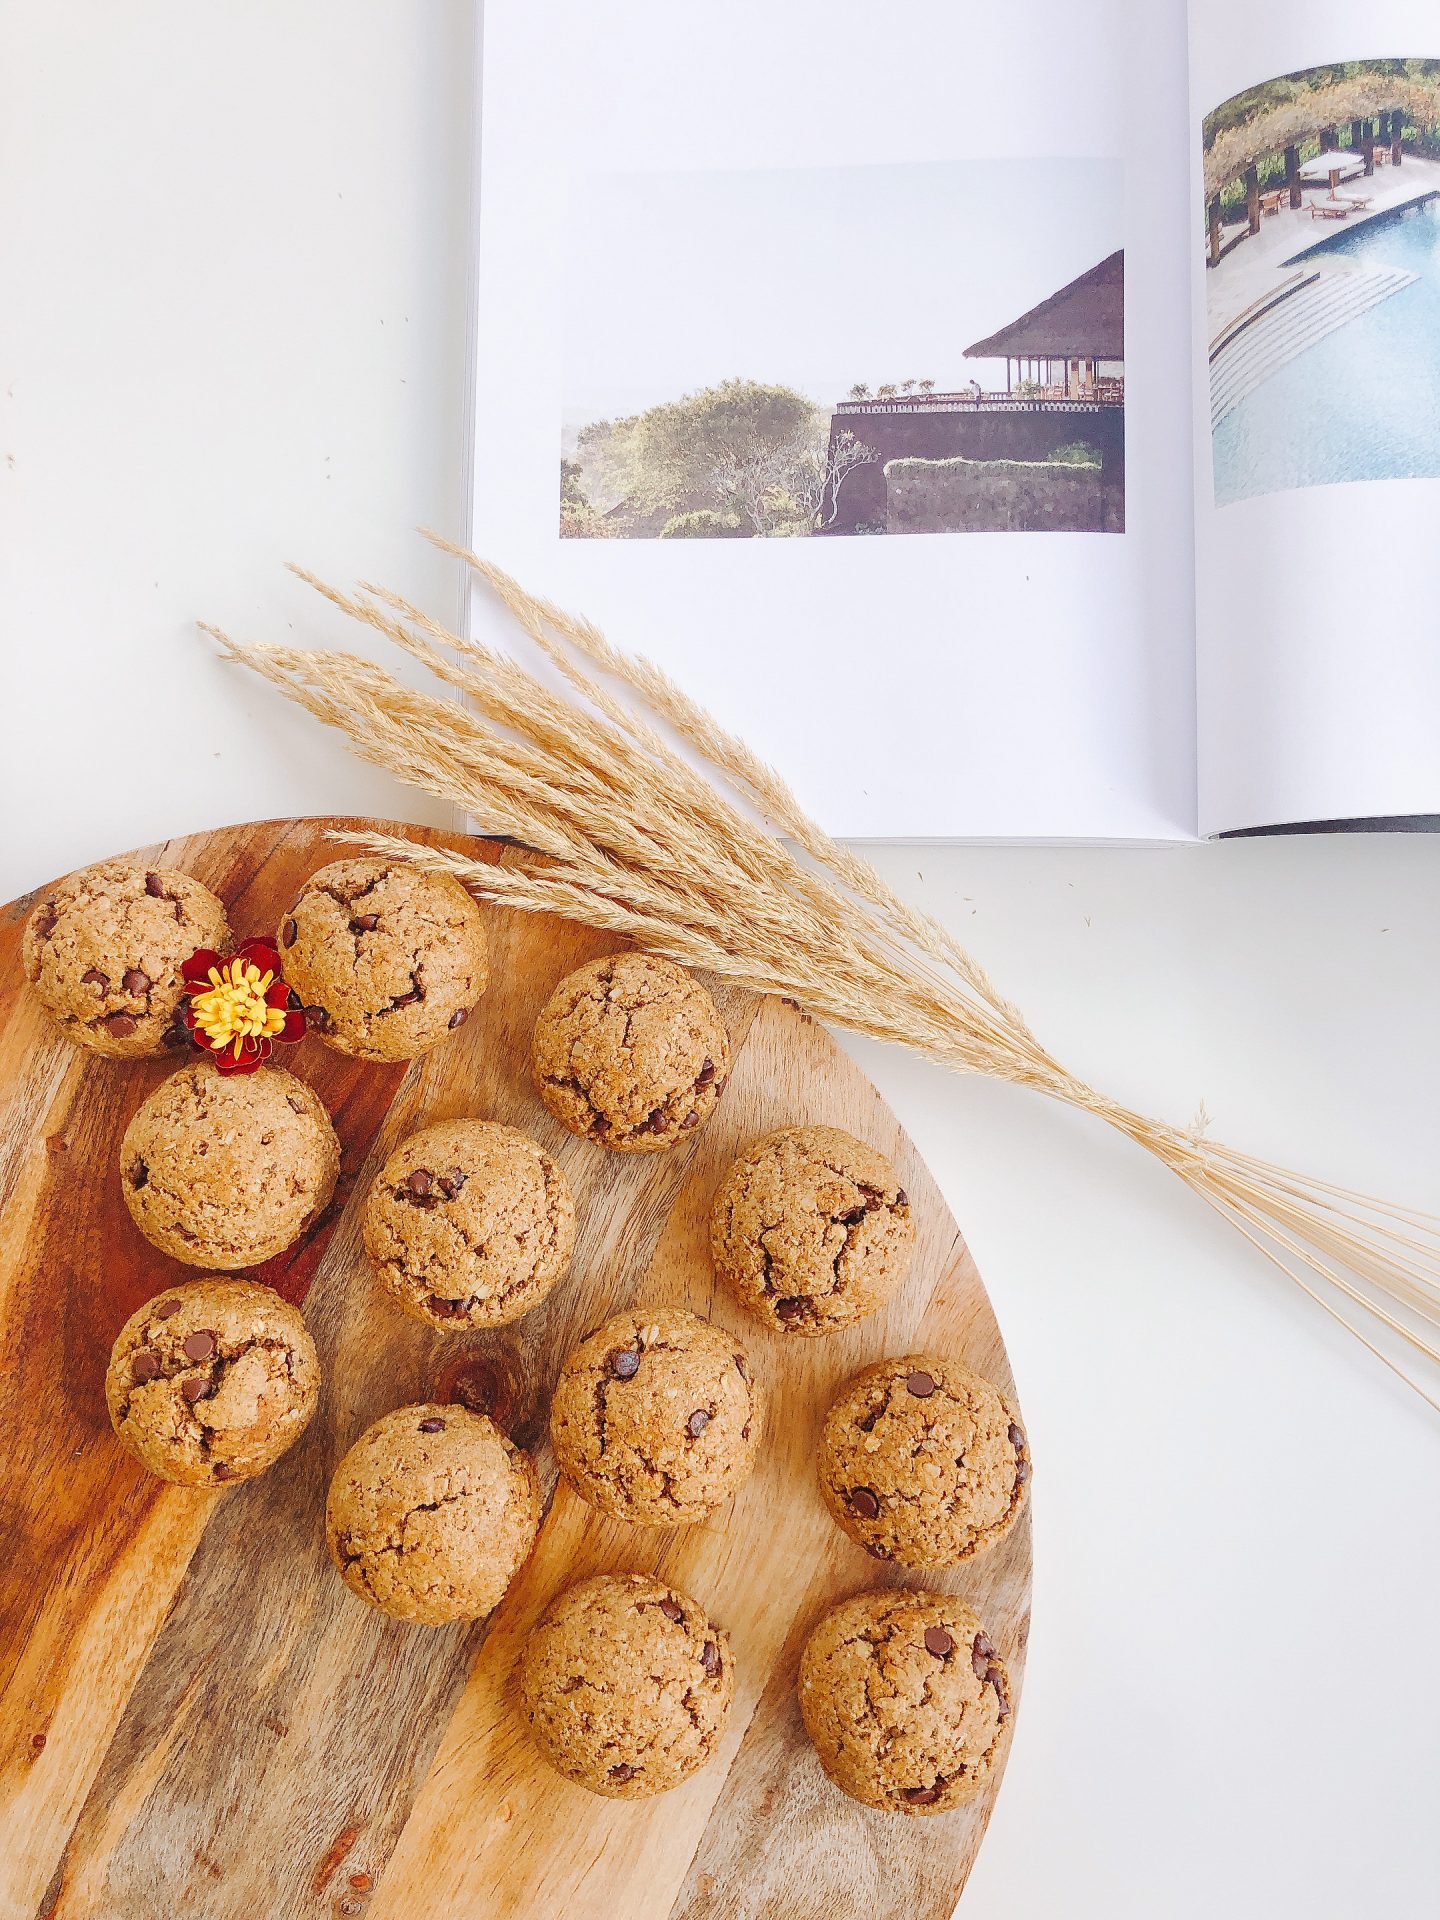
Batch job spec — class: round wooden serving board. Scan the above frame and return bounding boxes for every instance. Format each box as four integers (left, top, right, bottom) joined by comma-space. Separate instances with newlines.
0, 819, 1031, 1920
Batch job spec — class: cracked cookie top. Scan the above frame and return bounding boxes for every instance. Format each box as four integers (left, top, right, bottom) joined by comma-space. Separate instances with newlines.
531, 951, 730, 1152
23, 859, 231, 1058
120, 1060, 340, 1269
363, 1119, 577, 1330
521, 1573, 735, 1798
798, 1587, 1012, 1815
324, 1403, 540, 1624
549, 1306, 764, 1526
709, 1125, 915, 1336
105, 1277, 320, 1486
278, 856, 489, 1062
818, 1354, 1029, 1567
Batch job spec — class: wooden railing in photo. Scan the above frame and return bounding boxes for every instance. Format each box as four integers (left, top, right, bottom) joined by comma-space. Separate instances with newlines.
835, 381, 1123, 417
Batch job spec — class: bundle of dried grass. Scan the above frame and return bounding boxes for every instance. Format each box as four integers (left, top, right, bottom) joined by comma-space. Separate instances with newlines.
205, 535, 1440, 1410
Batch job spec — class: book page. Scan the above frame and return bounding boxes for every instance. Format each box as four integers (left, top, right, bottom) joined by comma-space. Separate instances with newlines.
469, 0, 1197, 841
1190, 9, 1440, 835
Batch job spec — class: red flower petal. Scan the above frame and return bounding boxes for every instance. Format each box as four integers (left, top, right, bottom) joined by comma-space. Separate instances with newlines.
279, 1008, 308, 1042
213, 1034, 273, 1075
236, 938, 283, 974
182, 947, 223, 986
264, 980, 292, 1010
191, 1025, 219, 1053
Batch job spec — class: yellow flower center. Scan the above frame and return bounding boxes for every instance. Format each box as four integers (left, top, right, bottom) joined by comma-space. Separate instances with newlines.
190, 960, 288, 1060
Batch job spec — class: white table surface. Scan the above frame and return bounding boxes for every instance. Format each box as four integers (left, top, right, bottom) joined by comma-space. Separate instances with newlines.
5, 10, 1439, 1917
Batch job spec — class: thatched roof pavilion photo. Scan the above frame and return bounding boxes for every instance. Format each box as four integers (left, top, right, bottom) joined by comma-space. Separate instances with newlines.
824, 251, 1126, 534
964, 250, 1124, 402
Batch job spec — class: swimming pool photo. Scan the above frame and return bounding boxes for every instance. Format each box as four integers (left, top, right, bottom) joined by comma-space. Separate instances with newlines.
1201, 59, 1440, 509
1213, 196, 1440, 505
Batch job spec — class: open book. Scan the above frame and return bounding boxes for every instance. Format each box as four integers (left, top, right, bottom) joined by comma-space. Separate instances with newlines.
465, 0, 1440, 840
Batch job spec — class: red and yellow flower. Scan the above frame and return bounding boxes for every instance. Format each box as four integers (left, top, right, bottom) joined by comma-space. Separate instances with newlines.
177, 938, 310, 1074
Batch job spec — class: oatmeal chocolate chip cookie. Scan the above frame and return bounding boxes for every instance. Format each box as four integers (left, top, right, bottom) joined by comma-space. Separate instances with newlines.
818, 1354, 1029, 1566
23, 859, 230, 1058
325, 1404, 540, 1624
531, 951, 730, 1152
709, 1125, 915, 1336
120, 1060, 340, 1269
278, 856, 488, 1062
363, 1119, 577, 1330
549, 1306, 764, 1525
521, 1573, 735, 1797
105, 1277, 319, 1486
798, 1588, 1012, 1814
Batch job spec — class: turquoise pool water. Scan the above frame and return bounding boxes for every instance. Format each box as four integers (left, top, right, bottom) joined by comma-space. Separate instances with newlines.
1212, 194, 1440, 506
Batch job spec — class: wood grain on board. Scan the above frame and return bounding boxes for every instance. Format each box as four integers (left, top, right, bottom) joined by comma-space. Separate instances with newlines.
0, 818, 1031, 1920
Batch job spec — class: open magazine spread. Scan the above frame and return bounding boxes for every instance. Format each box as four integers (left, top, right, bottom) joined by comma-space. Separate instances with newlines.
468, 0, 1440, 841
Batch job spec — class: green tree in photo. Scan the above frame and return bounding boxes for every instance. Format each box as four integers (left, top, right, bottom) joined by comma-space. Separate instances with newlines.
558, 456, 613, 538
659, 509, 749, 538
570, 378, 878, 536
568, 420, 624, 517
585, 381, 818, 515
1048, 440, 1102, 466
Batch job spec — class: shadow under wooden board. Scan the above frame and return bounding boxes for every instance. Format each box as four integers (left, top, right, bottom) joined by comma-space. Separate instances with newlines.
0, 817, 1031, 1920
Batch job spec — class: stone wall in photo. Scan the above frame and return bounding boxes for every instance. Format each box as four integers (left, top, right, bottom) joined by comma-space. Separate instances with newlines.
884, 453, 1118, 534
827, 403, 1125, 533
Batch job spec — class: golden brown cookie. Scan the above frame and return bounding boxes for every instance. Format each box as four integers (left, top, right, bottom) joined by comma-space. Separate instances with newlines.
22, 859, 230, 1057
120, 1061, 340, 1268
549, 1307, 763, 1525
325, 1404, 540, 1624
532, 951, 730, 1151
798, 1588, 1012, 1814
818, 1354, 1029, 1566
521, 1573, 735, 1797
363, 1120, 576, 1330
279, 856, 488, 1061
105, 1277, 319, 1486
710, 1125, 914, 1336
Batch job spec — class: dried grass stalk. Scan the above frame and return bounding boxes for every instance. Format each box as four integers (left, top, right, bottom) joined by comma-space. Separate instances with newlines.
204, 538, 1440, 1411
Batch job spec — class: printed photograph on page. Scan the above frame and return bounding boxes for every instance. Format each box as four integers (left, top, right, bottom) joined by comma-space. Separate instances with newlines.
1203, 58, 1440, 507
559, 159, 1125, 540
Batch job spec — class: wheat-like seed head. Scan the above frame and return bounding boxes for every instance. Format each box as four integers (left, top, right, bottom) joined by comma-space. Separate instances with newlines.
206, 546, 1440, 1413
